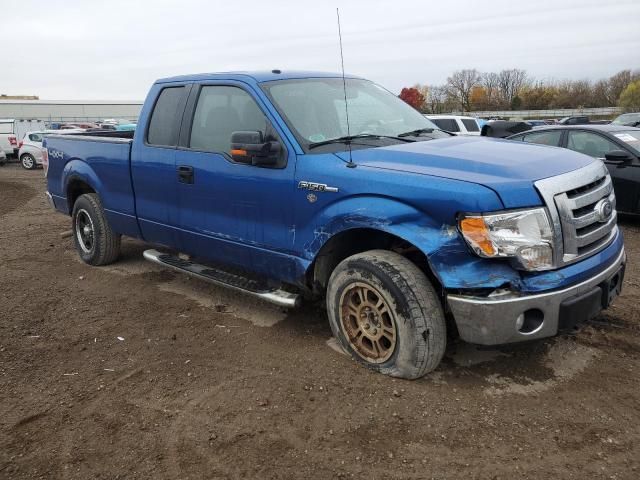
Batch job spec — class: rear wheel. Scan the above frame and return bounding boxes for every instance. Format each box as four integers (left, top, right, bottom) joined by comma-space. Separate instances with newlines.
72, 193, 121, 265
20, 153, 36, 170
326, 250, 446, 379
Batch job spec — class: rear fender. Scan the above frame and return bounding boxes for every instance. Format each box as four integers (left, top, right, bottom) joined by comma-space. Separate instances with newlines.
61, 159, 104, 213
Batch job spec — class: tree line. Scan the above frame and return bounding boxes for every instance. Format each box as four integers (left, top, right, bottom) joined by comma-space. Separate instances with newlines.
399, 68, 640, 114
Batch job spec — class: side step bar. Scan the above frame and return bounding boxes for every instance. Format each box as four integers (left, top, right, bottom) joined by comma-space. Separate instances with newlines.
143, 249, 301, 308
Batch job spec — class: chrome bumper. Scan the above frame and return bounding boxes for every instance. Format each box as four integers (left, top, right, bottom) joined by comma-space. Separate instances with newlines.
447, 247, 626, 345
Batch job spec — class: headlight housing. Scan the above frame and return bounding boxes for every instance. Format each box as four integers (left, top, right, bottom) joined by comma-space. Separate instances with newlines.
458, 208, 554, 271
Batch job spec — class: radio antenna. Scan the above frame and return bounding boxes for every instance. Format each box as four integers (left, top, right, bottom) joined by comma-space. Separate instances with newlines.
336, 8, 355, 168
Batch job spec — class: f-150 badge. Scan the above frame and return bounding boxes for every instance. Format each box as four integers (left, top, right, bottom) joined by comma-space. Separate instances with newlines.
297, 181, 339, 193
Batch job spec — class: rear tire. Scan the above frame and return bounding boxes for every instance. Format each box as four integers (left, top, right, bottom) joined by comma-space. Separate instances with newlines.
72, 193, 121, 266
20, 153, 36, 170
326, 250, 446, 379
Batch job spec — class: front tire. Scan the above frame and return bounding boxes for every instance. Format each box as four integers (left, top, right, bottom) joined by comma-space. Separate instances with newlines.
72, 193, 121, 266
326, 250, 446, 379
20, 153, 37, 170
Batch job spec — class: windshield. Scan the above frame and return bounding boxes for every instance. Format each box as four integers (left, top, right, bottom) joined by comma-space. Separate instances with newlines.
612, 130, 640, 154
612, 113, 640, 125
261, 78, 446, 152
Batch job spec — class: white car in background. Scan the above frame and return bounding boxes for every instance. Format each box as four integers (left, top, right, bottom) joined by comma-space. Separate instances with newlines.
0, 119, 18, 157
19, 129, 85, 170
425, 115, 481, 136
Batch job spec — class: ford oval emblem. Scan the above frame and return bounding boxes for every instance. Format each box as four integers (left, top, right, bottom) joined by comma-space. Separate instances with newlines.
594, 198, 613, 223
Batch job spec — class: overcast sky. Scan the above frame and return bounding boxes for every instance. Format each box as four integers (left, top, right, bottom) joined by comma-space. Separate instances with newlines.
4, 0, 639, 100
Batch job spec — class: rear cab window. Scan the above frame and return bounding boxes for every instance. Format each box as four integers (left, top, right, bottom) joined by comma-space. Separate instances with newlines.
147, 86, 189, 147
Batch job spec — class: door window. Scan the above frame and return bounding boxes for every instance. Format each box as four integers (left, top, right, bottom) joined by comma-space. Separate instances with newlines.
461, 119, 479, 132
190, 86, 269, 156
28, 133, 43, 142
521, 130, 562, 146
566, 131, 620, 158
431, 118, 460, 132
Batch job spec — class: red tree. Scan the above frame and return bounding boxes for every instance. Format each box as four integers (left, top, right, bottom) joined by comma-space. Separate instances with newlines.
399, 87, 425, 111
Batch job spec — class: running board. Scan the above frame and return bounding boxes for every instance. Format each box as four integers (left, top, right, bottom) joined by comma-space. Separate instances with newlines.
143, 249, 301, 308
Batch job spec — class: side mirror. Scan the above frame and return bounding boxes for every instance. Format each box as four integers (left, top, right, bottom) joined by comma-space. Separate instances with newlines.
230, 131, 281, 166
604, 149, 634, 164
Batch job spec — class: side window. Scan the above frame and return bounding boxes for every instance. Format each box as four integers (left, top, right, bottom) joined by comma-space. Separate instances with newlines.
567, 131, 620, 159
147, 86, 187, 147
29, 133, 43, 142
521, 130, 562, 146
461, 119, 479, 132
190, 86, 268, 155
432, 118, 460, 132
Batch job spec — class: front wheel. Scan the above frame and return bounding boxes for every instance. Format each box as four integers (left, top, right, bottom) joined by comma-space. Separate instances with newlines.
326, 250, 446, 379
21, 153, 37, 170
72, 193, 121, 265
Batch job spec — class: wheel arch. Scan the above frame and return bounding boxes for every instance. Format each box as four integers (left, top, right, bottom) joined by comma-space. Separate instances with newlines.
61, 160, 103, 214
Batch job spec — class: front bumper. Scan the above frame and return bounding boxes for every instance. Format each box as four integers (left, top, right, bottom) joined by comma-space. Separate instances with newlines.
447, 246, 626, 345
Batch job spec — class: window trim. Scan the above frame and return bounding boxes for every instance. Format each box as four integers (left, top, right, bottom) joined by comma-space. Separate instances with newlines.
144, 84, 191, 150
178, 82, 288, 169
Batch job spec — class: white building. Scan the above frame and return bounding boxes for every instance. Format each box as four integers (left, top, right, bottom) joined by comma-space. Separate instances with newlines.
0, 99, 143, 123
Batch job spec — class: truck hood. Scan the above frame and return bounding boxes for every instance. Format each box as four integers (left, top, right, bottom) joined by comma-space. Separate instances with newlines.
337, 136, 595, 208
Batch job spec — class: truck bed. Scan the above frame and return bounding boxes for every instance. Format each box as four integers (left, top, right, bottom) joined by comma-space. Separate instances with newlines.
45, 131, 139, 238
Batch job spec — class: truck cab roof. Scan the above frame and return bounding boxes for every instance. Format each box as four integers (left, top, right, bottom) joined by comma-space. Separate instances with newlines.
156, 70, 362, 84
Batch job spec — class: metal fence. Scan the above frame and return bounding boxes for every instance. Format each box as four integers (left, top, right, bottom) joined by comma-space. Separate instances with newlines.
448, 107, 622, 119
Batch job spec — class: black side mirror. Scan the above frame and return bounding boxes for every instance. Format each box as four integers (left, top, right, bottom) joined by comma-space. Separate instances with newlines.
604, 149, 634, 164
230, 131, 281, 166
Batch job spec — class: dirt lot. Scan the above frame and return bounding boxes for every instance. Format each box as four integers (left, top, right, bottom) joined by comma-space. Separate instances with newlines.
1, 163, 639, 479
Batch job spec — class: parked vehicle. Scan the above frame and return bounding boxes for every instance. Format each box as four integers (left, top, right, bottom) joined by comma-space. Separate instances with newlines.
611, 113, 640, 128
558, 115, 590, 125
525, 120, 547, 127
508, 125, 640, 213
425, 115, 481, 135
19, 129, 85, 169
18, 131, 45, 169
44, 71, 625, 379
0, 119, 18, 157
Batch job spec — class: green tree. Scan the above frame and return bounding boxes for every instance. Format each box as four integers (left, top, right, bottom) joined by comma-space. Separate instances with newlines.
618, 80, 640, 112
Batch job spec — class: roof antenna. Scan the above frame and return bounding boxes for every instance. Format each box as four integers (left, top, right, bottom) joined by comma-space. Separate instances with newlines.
336, 7, 356, 168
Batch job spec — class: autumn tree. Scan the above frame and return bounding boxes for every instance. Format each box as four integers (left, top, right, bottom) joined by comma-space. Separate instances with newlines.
446, 69, 480, 112
497, 69, 528, 108
619, 80, 640, 112
470, 86, 489, 110
399, 87, 425, 111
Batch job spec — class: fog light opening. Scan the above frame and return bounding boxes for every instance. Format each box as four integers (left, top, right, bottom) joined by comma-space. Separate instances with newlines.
517, 308, 544, 334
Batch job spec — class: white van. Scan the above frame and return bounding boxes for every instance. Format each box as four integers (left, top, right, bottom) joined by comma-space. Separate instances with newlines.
425, 115, 481, 136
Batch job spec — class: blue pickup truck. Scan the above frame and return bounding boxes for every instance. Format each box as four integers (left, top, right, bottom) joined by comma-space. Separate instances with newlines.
43, 71, 625, 379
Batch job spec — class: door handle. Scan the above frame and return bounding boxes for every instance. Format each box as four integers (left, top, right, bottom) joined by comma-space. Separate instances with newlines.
177, 165, 194, 184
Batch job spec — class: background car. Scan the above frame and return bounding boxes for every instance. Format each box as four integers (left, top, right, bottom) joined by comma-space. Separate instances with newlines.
611, 113, 640, 127
525, 120, 548, 127
18, 131, 46, 169
425, 115, 481, 135
19, 129, 85, 170
0, 119, 18, 157
0, 149, 6, 166
508, 125, 640, 214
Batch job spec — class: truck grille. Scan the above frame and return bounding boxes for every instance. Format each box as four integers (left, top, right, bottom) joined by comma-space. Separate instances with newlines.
535, 161, 617, 267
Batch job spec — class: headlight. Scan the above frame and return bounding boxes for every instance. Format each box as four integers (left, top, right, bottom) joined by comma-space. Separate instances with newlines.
458, 208, 554, 271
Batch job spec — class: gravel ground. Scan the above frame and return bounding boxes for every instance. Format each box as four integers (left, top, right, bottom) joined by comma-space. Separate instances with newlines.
1, 163, 639, 479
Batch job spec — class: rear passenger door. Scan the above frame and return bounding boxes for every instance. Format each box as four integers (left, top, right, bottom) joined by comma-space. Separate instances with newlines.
173, 82, 297, 280
131, 83, 191, 246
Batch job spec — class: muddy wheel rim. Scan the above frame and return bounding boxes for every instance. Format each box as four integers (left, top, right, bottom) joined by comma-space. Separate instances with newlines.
339, 282, 397, 364
75, 209, 95, 254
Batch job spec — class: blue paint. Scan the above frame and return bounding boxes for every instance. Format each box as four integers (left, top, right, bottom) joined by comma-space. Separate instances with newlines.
44, 70, 624, 296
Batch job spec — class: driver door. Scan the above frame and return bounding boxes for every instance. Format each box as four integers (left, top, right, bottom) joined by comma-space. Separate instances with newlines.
173, 83, 298, 280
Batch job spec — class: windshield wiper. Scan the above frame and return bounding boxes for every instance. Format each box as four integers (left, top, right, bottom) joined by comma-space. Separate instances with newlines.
397, 128, 436, 137
308, 133, 414, 149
